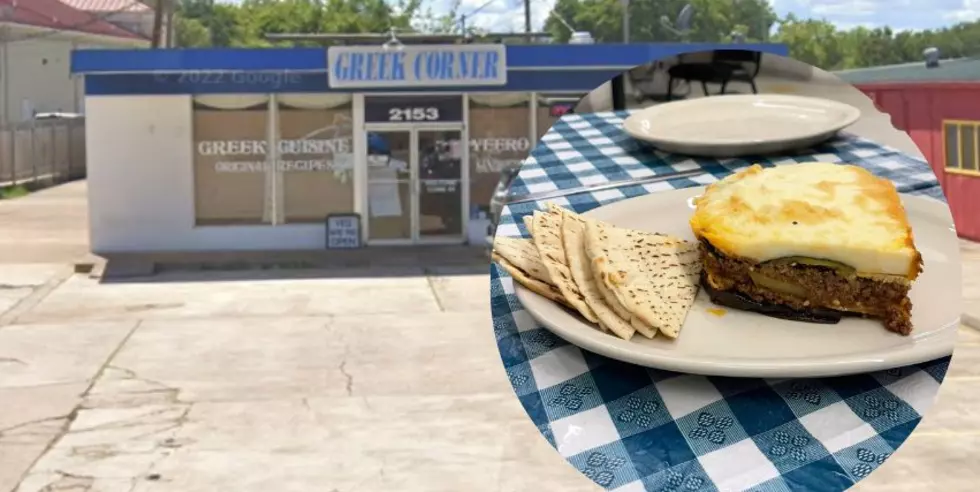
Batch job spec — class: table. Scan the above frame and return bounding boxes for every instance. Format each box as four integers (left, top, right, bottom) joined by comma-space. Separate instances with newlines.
491, 111, 951, 491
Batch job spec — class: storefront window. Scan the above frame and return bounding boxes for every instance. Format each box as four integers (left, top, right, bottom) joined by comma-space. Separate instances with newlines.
276, 94, 355, 223
536, 93, 585, 140
467, 93, 532, 219
192, 95, 271, 226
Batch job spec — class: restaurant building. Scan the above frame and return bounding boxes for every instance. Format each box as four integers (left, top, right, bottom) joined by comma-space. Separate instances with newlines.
70, 42, 787, 253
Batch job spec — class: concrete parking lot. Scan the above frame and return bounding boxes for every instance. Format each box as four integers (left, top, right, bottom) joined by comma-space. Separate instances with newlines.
1, 182, 979, 491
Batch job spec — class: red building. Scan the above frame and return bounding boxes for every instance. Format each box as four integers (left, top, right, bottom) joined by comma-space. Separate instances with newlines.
839, 58, 980, 241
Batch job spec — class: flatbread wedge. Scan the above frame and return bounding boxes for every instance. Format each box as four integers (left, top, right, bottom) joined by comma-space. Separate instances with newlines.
492, 253, 571, 308
559, 209, 636, 340
532, 209, 599, 323
584, 221, 660, 339
586, 220, 702, 339
522, 214, 534, 235
492, 236, 552, 284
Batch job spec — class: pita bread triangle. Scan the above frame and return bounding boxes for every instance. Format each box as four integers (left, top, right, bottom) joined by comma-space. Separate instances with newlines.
492, 236, 552, 285
522, 214, 534, 235
559, 208, 636, 340
532, 207, 599, 323
582, 219, 659, 339
492, 253, 570, 308
586, 220, 702, 339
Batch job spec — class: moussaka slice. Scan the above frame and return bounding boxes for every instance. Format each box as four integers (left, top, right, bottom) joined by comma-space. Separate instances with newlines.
689, 163, 923, 335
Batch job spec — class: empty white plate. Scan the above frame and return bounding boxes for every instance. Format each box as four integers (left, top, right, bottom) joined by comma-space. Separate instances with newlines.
622, 94, 862, 157
515, 187, 961, 378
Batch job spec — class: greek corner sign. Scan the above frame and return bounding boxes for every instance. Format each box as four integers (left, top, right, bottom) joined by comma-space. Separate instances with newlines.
327, 44, 507, 89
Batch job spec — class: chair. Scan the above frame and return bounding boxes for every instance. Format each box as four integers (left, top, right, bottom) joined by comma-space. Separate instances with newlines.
666, 49, 762, 99
628, 62, 687, 104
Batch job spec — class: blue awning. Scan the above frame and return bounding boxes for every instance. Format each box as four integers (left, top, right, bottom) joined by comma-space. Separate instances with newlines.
72, 43, 790, 95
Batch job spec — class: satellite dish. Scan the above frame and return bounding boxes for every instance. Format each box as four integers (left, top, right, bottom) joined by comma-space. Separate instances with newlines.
660, 4, 694, 37
676, 4, 694, 31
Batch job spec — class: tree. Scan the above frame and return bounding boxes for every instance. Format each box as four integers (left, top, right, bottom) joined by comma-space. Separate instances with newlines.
542, 0, 776, 44
175, 16, 212, 47
771, 15, 844, 69
174, 0, 428, 47
545, 0, 980, 70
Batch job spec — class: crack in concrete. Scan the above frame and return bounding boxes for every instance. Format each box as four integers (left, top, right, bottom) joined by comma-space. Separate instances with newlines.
12, 320, 143, 490
424, 272, 447, 312
0, 356, 27, 365
23, 403, 192, 492
0, 266, 74, 327
38, 470, 95, 492
0, 416, 70, 437
338, 345, 353, 396
108, 366, 180, 393
69, 407, 189, 435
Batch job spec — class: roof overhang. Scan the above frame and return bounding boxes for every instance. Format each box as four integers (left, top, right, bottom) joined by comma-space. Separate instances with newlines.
0, 21, 148, 46
71, 43, 791, 96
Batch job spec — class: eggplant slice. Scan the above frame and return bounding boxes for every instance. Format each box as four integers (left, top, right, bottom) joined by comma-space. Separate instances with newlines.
699, 272, 865, 325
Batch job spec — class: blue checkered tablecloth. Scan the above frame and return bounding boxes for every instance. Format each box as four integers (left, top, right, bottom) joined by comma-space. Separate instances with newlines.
491, 111, 952, 492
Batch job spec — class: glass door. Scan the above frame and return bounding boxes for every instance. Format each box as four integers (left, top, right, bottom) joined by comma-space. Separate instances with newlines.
366, 131, 414, 242
416, 130, 464, 241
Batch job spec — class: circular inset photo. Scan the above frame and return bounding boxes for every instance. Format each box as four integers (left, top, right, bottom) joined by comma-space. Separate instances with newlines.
489, 49, 962, 491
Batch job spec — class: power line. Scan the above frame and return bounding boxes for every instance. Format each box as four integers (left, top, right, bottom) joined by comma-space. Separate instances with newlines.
0, 0, 150, 44
459, 0, 499, 34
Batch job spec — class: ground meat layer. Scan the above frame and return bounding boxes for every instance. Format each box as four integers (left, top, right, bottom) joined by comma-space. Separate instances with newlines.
700, 241, 913, 336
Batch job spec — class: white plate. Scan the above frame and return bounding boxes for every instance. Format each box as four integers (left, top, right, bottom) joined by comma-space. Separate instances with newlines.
622, 94, 861, 157
515, 187, 962, 378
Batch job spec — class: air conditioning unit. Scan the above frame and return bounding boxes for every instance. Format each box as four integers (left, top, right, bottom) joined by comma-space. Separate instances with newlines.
924, 47, 940, 69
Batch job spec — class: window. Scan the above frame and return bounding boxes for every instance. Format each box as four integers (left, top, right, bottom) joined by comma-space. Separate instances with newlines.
192, 95, 272, 226
944, 120, 980, 174
191, 94, 356, 227
536, 93, 586, 140
467, 93, 533, 215
276, 94, 354, 223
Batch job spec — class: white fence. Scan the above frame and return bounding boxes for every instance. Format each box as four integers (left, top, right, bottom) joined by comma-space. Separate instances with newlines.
0, 118, 86, 188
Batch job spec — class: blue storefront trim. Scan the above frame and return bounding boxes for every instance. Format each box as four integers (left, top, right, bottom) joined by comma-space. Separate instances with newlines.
72, 43, 789, 95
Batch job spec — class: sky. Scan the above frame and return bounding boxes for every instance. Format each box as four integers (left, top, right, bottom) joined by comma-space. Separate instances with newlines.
218, 0, 980, 33
449, 0, 980, 33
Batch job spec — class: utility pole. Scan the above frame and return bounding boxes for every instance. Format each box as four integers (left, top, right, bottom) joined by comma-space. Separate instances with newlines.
165, 0, 176, 48
524, 0, 531, 43
0, 4, 11, 126
151, 0, 167, 48
621, 0, 629, 43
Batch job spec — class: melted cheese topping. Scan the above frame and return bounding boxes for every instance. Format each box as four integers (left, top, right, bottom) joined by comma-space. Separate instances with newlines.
689, 163, 922, 279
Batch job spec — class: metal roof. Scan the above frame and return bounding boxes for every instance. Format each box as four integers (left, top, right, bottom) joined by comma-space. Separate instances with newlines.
835, 57, 980, 84
59, 0, 151, 13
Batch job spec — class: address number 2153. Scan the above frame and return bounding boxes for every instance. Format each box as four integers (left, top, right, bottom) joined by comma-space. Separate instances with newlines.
389, 107, 439, 121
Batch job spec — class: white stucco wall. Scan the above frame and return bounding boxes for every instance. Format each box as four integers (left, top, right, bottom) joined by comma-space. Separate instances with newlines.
0, 27, 148, 125
85, 95, 330, 253
1, 38, 80, 123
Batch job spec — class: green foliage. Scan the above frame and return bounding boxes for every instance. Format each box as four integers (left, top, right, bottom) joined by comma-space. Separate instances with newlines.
771, 16, 980, 70
544, 0, 776, 44
0, 185, 29, 200
174, 0, 459, 48
175, 16, 211, 47
171, 0, 980, 71
544, 0, 980, 69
